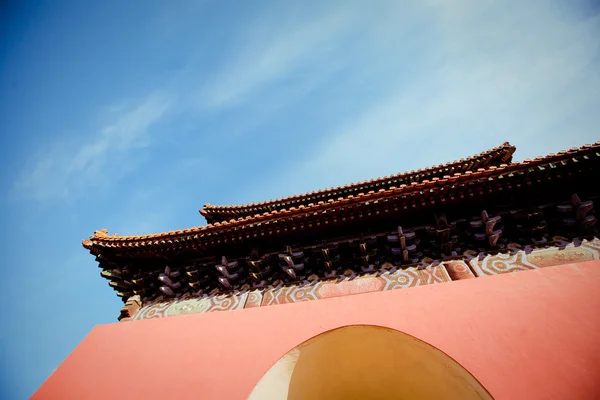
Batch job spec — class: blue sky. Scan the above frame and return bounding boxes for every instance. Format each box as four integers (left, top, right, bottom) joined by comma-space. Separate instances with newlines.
0, 0, 599, 398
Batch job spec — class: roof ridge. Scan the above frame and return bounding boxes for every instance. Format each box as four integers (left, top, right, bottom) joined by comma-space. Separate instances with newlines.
83, 140, 599, 249
199, 142, 515, 216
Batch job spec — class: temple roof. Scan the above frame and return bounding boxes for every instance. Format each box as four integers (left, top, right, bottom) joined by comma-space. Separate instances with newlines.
199, 142, 516, 223
83, 141, 599, 255
83, 140, 600, 305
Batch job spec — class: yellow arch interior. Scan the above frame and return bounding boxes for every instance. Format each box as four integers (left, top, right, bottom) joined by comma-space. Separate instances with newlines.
248, 325, 492, 400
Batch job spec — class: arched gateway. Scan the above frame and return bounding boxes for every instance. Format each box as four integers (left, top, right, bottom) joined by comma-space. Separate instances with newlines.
32, 142, 600, 399
249, 325, 492, 400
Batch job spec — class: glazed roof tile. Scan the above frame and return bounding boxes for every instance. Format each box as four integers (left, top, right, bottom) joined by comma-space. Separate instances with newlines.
199, 142, 515, 221
83, 141, 600, 251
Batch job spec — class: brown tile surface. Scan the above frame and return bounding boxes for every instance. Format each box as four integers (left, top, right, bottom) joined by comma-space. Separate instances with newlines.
200, 142, 515, 215
85, 141, 600, 249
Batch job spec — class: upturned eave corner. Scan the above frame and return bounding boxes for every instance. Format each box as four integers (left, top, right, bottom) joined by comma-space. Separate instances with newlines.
82, 140, 600, 310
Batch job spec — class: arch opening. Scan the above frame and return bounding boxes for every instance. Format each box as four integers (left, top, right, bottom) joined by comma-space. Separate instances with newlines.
248, 325, 492, 400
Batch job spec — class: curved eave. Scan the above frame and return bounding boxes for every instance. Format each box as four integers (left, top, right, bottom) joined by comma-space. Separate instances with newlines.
82, 141, 600, 253
199, 208, 214, 224
200, 142, 516, 221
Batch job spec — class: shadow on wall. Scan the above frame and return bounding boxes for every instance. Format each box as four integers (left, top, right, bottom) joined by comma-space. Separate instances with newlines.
248, 325, 493, 400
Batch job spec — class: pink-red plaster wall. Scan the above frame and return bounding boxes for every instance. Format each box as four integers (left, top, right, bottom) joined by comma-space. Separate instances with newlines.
33, 261, 600, 400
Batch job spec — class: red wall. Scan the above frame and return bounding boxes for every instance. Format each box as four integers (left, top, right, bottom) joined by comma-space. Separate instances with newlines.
33, 261, 600, 399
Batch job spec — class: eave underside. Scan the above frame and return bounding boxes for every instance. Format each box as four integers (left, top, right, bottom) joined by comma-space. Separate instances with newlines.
84, 142, 600, 304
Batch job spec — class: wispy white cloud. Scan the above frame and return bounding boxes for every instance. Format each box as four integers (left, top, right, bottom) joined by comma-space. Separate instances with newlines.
5, 3, 600, 399
194, 6, 357, 111
246, 0, 600, 198
14, 94, 174, 202
14, 0, 600, 207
